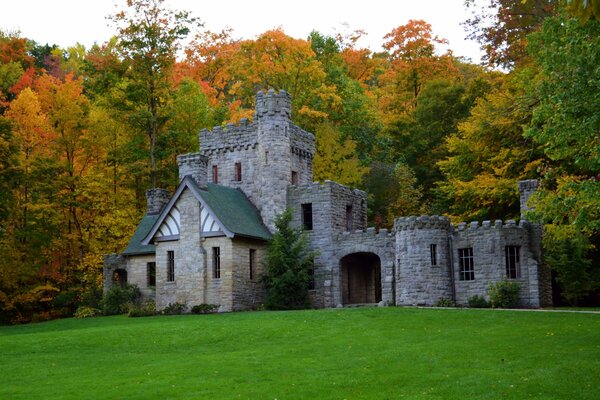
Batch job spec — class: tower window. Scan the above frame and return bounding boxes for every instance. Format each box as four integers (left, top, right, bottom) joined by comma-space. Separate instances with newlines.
291, 171, 298, 185
430, 244, 437, 266
505, 246, 521, 279
235, 162, 242, 181
345, 205, 353, 231
301, 203, 313, 230
458, 248, 474, 281
212, 247, 221, 279
212, 165, 218, 184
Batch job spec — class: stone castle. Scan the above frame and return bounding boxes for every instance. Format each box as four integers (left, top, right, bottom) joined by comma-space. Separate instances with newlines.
104, 90, 552, 310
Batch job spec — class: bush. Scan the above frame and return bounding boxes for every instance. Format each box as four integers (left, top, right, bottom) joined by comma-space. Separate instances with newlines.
74, 306, 101, 318
191, 304, 219, 314
434, 297, 455, 307
101, 284, 142, 315
162, 302, 186, 315
128, 301, 157, 318
487, 280, 520, 308
468, 295, 490, 308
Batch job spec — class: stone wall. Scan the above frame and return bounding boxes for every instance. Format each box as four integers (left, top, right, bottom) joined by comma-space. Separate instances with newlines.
394, 216, 453, 306
124, 254, 156, 300
452, 220, 540, 307
231, 238, 266, 311
102, 254, 126, 293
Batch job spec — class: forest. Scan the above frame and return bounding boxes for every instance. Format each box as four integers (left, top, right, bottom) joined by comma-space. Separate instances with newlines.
0, 0, 598, 323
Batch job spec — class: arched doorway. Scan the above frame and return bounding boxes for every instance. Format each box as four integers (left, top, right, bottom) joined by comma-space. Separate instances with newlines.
113, 269, 128, 288
341, 252, 381, 305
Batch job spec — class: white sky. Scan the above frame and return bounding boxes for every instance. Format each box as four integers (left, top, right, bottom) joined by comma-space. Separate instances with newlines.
0, 0, 483, 63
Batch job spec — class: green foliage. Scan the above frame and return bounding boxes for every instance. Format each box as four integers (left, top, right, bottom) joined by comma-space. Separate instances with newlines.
487, 280, 520, 308
468, 294, 491, 308
191, 304, 219, 314
434, 297, 455, 307
260, 209, 316, 310
162, 302, 186, 315
128, 301, 157, 318
543, 227, 599, 305
74, 306, 101, 319
101, 284, 142, 316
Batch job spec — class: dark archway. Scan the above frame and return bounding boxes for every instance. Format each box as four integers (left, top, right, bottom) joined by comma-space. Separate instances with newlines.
113, 269, 128, 288
341, 252, 381, 305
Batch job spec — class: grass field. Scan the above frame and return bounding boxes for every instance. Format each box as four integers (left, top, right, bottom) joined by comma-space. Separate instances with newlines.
1, 307, 599, 399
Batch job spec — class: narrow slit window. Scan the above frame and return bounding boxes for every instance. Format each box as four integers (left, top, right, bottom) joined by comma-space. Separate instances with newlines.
212, 247, 221, 279
249, 249, 256, 280
147, 262, 156, 287
458, 248, 474, 281
291, 171, 298, 185
235, 162, 242, 181
505, 245, 521, 279
167, 251, 175, 282
345, 205, 353, 231
430, 244, 437, 266
301, 203, 313, 230
212, 165, 218, 184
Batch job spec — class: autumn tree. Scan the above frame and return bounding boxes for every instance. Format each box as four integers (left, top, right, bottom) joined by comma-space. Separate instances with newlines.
110, 0, 200, 188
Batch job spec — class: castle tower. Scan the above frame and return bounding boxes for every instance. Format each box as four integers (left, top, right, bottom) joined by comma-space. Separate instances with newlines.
177, 152, 209, 187
394, 216, 453, 305
255, 90, 293, 230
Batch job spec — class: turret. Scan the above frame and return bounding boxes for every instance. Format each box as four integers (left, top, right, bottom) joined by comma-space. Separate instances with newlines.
177, 152, 209, 187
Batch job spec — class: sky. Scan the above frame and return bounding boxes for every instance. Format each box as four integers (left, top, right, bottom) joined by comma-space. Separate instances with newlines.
0, 0, 484, 63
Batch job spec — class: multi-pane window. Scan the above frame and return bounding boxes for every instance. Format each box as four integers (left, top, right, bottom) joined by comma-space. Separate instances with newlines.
291, 171, 298, 185
147, 262, 156, 287
235, 162, 242, 181
249, 249, 256, 280
212, 165, 218, 184
345, 205, 353, 231
505, 245, 521, 279
167, 251, 175, 282
212, 247, 221, 279
430, 244, 437, 266
301, 203, 313, 230
458, 247, 474, 281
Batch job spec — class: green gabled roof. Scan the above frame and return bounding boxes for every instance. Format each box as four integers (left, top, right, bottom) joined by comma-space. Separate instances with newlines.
122, 214, 160, 256
198, 182, 271, 241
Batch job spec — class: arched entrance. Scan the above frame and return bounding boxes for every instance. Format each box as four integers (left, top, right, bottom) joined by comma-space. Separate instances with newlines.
341, 252, 381, 305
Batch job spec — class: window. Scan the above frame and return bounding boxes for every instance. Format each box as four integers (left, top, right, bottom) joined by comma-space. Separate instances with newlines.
458, 247, 474, 281
167, 251, 175, 282
249, 249, 256, 280
265, 151, 269, 164
345, 205, 353, 231
235, 162, 242, 181
212, 165, 218, 184
505, 245, 521, 279
291, 170, 298, 185
430, 244, 437, 266
147, 262, 156, 287
212, 247, 221, 279
301, 203, 313, 230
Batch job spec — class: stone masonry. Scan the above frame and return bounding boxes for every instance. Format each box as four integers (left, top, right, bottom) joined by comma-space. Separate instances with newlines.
105, 90, 551, 311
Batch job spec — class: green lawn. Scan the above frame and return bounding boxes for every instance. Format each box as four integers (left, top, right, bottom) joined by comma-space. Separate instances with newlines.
1, 307, 599, 399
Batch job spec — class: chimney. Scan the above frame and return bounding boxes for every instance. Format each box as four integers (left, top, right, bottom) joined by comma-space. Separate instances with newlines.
518, 179, 539, 220
177, 152, 209, 187
146, 188, 170, 215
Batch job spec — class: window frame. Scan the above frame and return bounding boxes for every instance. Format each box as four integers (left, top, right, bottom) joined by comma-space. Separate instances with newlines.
212, 247, 221, 279
458, 247, 474, 281
505, 245, 521, 279
147, 262, 156, 287
301, 203, 313, 230
167, 251, 175, 282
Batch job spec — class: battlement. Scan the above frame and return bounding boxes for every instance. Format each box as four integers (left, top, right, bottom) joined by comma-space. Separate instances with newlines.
290, 125, 315, 159
288, 180, 365, 197
254, 89, 291, 119
452, 219, 528, 232
199, 119, 258, 154
394, 215, 451, 231
339, 227, 394, 239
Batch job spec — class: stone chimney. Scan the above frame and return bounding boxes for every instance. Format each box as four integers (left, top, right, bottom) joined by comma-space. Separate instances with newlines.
177, 152, 209, 187
518, 179, 539, 220
146, 188, 170, 215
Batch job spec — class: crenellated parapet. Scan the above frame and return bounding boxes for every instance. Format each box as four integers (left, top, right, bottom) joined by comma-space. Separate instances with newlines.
254, 89, 291, 120
452, 219, 527, 232
290, 125, 315, 160
199, 118, 258, 155
394, 215, 452, 232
